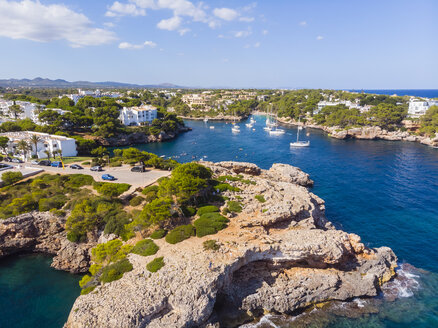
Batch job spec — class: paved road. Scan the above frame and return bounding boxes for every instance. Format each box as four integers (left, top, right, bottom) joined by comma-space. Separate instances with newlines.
7, 163, 171, 189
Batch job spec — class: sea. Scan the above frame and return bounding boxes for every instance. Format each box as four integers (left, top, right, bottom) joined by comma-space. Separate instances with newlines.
0, 89, 437, 327
351, 89, 438, 98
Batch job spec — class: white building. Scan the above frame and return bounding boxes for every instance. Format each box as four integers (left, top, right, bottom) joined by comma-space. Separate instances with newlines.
119, 105, 158, 126
315, 99, 370, 114
408, 98, 438, 118
0, 100, 69, 123
0, 131, 77, 159
64, 89, 121, 104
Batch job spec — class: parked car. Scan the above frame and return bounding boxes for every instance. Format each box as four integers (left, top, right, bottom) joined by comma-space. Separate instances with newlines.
131, 165, 145, 172
31, 160, 39, 165
4, 157, 12, 162
51, 161, 63, 168
11, 158, 24, 163
38, 160, 51, 166
90, 165, 103, 172
102, 174, 116, 181
70, 164, 83, 170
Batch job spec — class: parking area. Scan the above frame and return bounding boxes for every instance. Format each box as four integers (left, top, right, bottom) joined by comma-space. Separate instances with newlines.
7, 163, 171, 189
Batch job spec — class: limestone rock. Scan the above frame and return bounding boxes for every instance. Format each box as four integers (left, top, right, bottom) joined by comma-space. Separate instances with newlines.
264, 163, 313, 187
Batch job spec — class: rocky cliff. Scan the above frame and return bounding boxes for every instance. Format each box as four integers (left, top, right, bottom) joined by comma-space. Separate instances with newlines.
65, 161, 397, 328
0, 212, 95, 273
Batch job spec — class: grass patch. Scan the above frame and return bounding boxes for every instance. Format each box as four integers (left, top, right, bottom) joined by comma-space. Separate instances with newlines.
150, 229, 167, 239
62, 156, 93, 165
227, 201, 242, 213
255, 195, 266, 203
203, 240, 220, 251
194, 212, 229, 237
165, 224, 195, 244
196, 205, 219, 216
131, 239, 159, 256
146, 257, 165, 273
214, 183, 241, 193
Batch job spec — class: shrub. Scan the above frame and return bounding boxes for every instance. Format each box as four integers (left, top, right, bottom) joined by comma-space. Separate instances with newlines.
194, 213, 229, 237
146, 257, 165, 272
255, 195, 266, 203
142, 185, 159, 202
129, 196, 144, 207
131, 239, 159, 256
150, 229, 167, 239
99, 258, 133, 283
165, 224, 195, 244
133, 197, 172, 229
80, 286, 96, 295
227, 201, 242, 213
182, 206, 196, 217
215, 183, 240, 193
1, 171, 23, 186
82, 161, 91, 165
38, 194, 67, 212
109, 161, 122, 167
65, 174, 94, 188
93, 182, 131, 197
79, 275, 93, 288
91, 239, 133, 264
203, 240, 220, 251
196, 205, 219, 216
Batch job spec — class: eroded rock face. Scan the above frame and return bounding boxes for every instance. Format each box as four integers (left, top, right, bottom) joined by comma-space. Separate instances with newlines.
0, 212, 94, 273
65, 162, 398, 328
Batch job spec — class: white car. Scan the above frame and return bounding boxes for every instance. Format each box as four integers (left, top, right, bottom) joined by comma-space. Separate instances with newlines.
31, 160, 39, 165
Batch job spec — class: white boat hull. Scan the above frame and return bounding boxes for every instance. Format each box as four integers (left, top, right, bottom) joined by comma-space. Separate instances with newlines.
290, 141, 310, 147
269, 129, 285, 135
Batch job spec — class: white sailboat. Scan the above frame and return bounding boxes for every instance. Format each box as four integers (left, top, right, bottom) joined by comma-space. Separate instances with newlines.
231, 108, 240, 133
203, 117, 208, 123
290, 118, 310, 147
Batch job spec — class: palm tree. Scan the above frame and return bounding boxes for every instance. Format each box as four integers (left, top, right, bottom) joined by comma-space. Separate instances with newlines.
16, 140, 31, 160
28, 134, 42, 157
44, 149, 52, 160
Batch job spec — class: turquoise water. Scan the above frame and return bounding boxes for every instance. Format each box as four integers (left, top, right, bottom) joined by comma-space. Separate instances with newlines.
0, 254, 80, 328
0, 115, 437, 327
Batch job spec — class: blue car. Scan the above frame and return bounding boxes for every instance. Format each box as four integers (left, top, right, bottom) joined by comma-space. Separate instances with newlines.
51, 161, 63, 168
102, 174, 116, 181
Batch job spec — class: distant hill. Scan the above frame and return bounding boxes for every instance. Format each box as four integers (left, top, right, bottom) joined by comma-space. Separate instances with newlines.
0, 77, 183, 89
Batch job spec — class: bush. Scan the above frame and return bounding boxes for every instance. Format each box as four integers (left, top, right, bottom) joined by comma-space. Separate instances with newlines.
1, 171, 23, 186
65, 174, 94, 188
215, 183, 240, 193
146, 257, 165, 272
38, 194, 67, 212
194, 213, 229, 237
255, 195, 266, 203
150, 229, 167, 239
133, 197, 172, 229
79, 275, 93, 288
109, 161, 122, 167
203, 240, 220, 251
131, 239, 159, 256
196, 205, 219, 216
142, 185, 159, 202
129, 196, 144, 207
227, 201, 242, 213
91, 239, 132, 264
165, 224, 195, 244
80, 286, 96, 295
93, 182, 131, 197
99, 258, 133, 283
182, 206, 196, 217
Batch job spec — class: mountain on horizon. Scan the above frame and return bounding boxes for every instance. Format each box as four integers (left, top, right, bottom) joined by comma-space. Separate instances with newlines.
0, 77, 183, 89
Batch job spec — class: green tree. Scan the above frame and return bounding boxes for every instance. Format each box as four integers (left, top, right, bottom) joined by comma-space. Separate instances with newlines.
1, 171, 23, 186
8, 103, 23, 119
0, 136, 9, 154
16, 140, 31, 159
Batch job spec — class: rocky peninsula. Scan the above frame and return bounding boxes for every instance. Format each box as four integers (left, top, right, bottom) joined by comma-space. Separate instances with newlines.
53, 161, 398, 327
277, 117, 438, 147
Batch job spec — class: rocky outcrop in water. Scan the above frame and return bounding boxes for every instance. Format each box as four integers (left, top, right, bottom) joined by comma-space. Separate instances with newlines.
65, 161, 397, 328
0, 212, 95, 273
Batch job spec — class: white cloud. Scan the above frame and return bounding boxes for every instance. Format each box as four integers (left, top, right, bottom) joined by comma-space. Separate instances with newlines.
316, 35, 324, 40
106, 1, 146, 17
104, 22, 115, 28
157, 15, 182, 31
178, 28, 190, 35
254, 42, 260, 48
213, 7, 239, 21
234, 30, 251, 38
0, 0, 116, 47
239, 16, 254, 22
244, 42, 260, 49
119, 40, 157, 49
299, 21, 307, 26
262, 29, 268, 35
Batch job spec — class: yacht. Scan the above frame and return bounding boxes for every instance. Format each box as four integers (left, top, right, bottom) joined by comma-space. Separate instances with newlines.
245, 122, 254, 128
232, 125, 240, 133
203, 118, 208, 123
269, 128, 285, 135
210, 126, 215, 129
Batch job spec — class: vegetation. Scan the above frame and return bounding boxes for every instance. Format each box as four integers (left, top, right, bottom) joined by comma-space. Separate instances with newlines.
226, 201, 243, 213
93, 182, 131, 197
129, 195, 144, 207
1, 171, 23, 186
150, 229, 167, 239
194, 212, 229, 237
203, 240, 220, 251
100, 259, 133, 283
196, 205, 219, 216
165, 224, 195, 244
146, 256, 165, 273
255, 195, 266, 203
131, 239, 159, 256
419, 105, 438, 138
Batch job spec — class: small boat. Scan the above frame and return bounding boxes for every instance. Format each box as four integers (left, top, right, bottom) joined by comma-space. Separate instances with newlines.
160, 155, 166, 158
298, 126, 303, 131
250, 117, 256, 124
245, 123, 254, 128
290, 117, 310, 147
203, 118, 208, 123
232, 125, 240, 133
252, 128, 256, 131
210, 126, 215, 129
263, 126, 272, 131
269, 128, 285, 136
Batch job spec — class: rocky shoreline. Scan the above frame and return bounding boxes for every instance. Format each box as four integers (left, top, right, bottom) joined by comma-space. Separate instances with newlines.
57, 161, 398, 328
276, 117, 438, 147
178, 114, 247, 122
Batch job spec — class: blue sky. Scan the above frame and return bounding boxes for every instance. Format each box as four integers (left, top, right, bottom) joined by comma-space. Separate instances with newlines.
0, 0, 437, 89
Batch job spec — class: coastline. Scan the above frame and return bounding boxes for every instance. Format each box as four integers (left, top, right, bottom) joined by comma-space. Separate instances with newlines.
274, 116, 438, 148
177, 114, 247, 122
